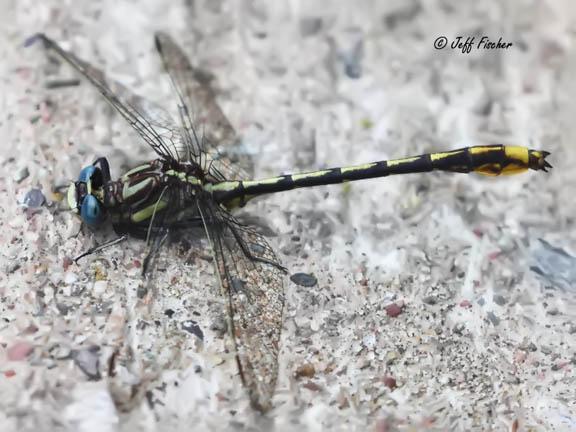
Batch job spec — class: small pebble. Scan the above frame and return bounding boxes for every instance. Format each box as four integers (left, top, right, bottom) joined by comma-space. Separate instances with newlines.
340, 35, 364, 79
385, 303, 403, 317
551, 361, 568, 371
62, 257, 74, 271
453, 323, 466, 335
64, 272, 78, 284
505, 376, 521, 384
209, 314, 227, 336
56, 303, 70, 316
519, 342, 538, 352
22, 324, 38, 335
486, 311, 500, 326
73, 346, 101, 380
92, 280, 108, 296
493, 295, 507, 306
7, 341, 33, 361
299, 17, 322, 36
546, 307, 559, 316
302, 381, 322, 392
23, 188, 45, 208
337, 391, 350, 409
50, 344, 72, 360
182, 320, 204, 341
14, 167, 29, 183
385, 350, 399, 365
7, 262, 21, 274
383, 376, 397, 390
290, 272, 318, 287
363, 333, 376, 349
294, 363, 315, 379
513, 350, 527, 364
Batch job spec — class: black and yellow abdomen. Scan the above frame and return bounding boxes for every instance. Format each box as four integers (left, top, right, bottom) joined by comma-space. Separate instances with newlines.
207, 145, 551, 207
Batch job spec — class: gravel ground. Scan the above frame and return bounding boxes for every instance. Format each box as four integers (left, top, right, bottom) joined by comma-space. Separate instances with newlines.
1, 1, 576, 431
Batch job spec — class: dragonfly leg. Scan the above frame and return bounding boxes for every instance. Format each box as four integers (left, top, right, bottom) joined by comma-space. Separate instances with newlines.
227, 224, 287, 273
142, 229, 170, 277
73, 235, 128, 263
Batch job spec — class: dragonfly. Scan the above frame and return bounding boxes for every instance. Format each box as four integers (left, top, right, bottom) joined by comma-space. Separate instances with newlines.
27, 32, 552, 412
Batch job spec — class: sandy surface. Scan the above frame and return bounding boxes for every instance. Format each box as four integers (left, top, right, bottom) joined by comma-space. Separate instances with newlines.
1, 0, 576, 431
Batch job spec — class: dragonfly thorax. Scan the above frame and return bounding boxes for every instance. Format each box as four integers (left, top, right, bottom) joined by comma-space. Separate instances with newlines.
69, 158, 212, 228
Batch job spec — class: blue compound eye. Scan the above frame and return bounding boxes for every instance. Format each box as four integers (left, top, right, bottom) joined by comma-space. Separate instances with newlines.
78, 166, 97, 183
80, 195, 105, 226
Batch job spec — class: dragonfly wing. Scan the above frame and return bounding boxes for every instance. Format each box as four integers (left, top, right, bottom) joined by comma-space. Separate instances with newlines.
30, 33, 187, 163
199, 201, 285, 411
154, 32, 254, 180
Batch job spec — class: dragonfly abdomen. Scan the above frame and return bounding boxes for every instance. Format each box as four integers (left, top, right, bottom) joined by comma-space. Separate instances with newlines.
208, 145, 551, 207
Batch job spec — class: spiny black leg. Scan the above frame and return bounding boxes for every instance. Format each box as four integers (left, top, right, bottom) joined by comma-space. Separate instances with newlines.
74, 235, 128, 263
227, 223, 287, 273
142, 230, 169, 277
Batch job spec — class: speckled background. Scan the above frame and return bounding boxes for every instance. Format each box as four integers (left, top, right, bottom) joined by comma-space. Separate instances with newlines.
1, 1, 575, 431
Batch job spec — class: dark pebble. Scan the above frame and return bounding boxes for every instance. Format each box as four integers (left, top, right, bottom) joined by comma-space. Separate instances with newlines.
290, 272, 318, 287
56, 303, 70, 316
182, 320, 204, 341
422, 296, 437, 305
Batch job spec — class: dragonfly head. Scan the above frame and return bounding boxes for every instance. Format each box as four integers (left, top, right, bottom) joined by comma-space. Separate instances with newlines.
68, 165, 106, 226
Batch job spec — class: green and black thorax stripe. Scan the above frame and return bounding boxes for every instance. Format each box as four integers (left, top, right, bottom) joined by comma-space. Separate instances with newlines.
100, 159, 212, 231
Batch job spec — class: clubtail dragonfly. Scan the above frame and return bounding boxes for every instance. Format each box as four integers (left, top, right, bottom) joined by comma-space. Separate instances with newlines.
28, 32, 551, 412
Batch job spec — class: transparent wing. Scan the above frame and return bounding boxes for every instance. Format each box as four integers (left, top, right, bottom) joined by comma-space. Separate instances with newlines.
28, 33, 189, 163
154, 32, 254, 180
129, 184, 285, 410
199, 201, 285, 411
